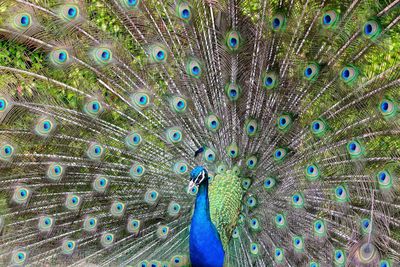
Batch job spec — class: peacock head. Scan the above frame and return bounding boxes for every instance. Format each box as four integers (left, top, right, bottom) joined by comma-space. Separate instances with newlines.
189, 166, 208, 191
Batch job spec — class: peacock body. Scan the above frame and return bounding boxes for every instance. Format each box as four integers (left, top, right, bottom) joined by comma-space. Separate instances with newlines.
0, 0, 399, 266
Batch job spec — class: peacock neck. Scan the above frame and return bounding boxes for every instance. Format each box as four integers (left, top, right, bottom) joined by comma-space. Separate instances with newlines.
194, 179, 210, 219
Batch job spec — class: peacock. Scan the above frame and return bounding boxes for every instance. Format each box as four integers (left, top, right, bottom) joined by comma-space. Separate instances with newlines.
0, 0, 399, 266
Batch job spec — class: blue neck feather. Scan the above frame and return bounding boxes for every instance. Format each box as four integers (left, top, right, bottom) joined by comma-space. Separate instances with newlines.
189, 180, 224, 267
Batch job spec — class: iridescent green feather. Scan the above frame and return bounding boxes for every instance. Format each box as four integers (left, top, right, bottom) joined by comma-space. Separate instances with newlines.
209, 170, 243, 250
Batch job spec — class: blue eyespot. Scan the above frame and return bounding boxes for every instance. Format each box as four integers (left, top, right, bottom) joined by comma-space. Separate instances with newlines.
101, 51, 110, 60
192, 66, 200, 75
381, 101, 389, 112
67, 7, 77, 18
93, 48, 112, 64
128, 0, 137, 6
305, 67, 312, 77
336, 187, 343, 196
271, 14, 286, 31
342, 69, 349, 78
156, 51, 165, 60
303, 63, 320, 80
58, 51, 67, 62
323, 14, 331, 24
336, 251, 342, 258
176, 2, 191, 21
321, 10, 339, 28
182, 9, 190, 19
273, 18, 280, 28
363, 20, 381, 39
92, 103, 99, 111
21, 15, 30, 26
4, 146, 11, 154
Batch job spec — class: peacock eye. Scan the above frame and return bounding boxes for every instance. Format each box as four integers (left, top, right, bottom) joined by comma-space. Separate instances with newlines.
274, 247, 284, 262
363, 20, 381, 39
263, 72, 278, 90
272, 14, 286, 31
50, 49, 70, 65
246, 155, 258, 169
305, 163, 320, 181
273, 148, 287, 162
101, 233, 115, 247
131, 92, 151, 110
0, 97, 9, 112
168, 201, 181, 217
293, 236, 304, 252
173, 160, 188, 175
360, 218, 372, 235
145, 190, 159, 205
203, 147, 216, 163
34, 117, 56, 137
110, 201, 126, 217
291, 192, 304, 208
310, 118, 328, 137
83, 216, 98, 232
346, 140, 364, 158
84, 99, 103, 117
303, 63, 320, 80
157, 225, 170, 239
176, 1, 191, 21
130, 163, 145, 180
65, 194, 81, 210
226, 142, 239, 158
166, 127, 183, 143
321, 10, 339, 28
47, 163, 64, 181
125, 131, 143, 149
61, 239, 76, 255
186, 58, 202, 78
13, 186, 30, 205
225, 31, 241, 51
333, 249, 346, 265
379, 98, 397, 119
121, 0, 140, 9
245, 119, 258, 136
250, 242, 259, 255
170, 96, 187, 113
93, 176, 109, 193
93, 48, 112, 65
376, 169, 393, 190
0, 142, 15, 161
11, 250, 27, 265
149, 44, 168, 63
206, 114, 221, 132
340, 65, 358, 84
14, 13, 32, 30
334, 184, 349, 202
264, 177, 276, 191
379, 260, 390, 267
277, 114, 293, 132
225, 82, 241, 101
241, 178, 251, 190
87, 143, 105, 160
313, 219, 327, 237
